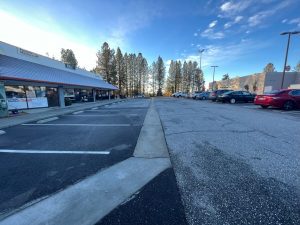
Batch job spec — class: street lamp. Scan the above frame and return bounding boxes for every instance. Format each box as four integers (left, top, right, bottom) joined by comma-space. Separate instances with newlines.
280, 31, 300, 89
199, 49, 205, 70
211, 65, 218, 91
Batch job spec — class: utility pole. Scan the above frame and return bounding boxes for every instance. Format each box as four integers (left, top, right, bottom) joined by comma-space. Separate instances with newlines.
199, 49, 205, 70
280, 31, 300, 89
211, 65, 218, 91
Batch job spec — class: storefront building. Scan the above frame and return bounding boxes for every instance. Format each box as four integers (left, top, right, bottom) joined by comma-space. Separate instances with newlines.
0, 41, 117, 111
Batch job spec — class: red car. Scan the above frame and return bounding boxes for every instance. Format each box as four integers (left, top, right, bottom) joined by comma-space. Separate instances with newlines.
254, 89, 300, 110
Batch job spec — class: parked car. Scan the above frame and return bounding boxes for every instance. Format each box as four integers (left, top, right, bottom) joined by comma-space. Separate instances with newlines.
217, 91, 256, 103
172, 92, 188, 98
209, 89, 233, 102
254, 89, 300, 110
191, 91, 202, 99
195, 91, 210, 100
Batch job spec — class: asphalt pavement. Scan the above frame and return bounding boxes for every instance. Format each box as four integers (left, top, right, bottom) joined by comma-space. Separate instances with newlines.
0, 100, 148, 218
155, 97, 300, 225
96, 168, 187, 225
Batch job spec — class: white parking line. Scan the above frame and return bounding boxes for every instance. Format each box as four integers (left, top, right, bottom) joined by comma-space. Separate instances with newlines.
91, 107, 98, 110
0, 130, 6, 135
36, 117, 59, 124
0, 149, 110, 154
281, 111, 300, 114
64, 115, 118, 117
72, 111, 84, 115
85, 109, 120, 112
22, 123, 133, 127
64, 114, 138, 117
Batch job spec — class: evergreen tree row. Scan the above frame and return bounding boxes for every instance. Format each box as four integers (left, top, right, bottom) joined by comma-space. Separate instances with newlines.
92, 42, 165, 97
166, 60, 205, 95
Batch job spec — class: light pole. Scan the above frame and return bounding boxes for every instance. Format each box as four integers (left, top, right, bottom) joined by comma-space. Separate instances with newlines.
280, 31, 300, 89
199, 49, 205, 70
211, 65, 218, 91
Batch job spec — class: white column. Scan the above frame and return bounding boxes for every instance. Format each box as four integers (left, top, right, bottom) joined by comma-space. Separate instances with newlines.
58, 86, 65, 108
93, 89, 96, 102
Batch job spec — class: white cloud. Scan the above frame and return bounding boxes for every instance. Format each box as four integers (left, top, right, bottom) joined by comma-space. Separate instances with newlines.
235, 16, 243, 22
194, 32, 198, 36
201, 28, 225, 39
224, 23, 232, 29
247, 1, 293, 27
288, 18, 300, 27
0, 10, 99, 70
220, 1, 251, 16
248, 14, 266, 27
224, 16, 243, 29
282, 19, 288, 23
172, 39, 270, 83
209, 20, 218, 28
0, 10, 135, 70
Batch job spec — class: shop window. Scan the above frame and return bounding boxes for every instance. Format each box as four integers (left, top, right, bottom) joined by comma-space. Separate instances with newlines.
5, 86, 28, 110
5, 86, 26, 98
26, 86, 48, 108
64, 89, 75, 100
35, 87, 46, 97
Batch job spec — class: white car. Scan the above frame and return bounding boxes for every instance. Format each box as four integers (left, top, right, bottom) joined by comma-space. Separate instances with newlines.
191, 91, 202, 99
172, 92, 188, 98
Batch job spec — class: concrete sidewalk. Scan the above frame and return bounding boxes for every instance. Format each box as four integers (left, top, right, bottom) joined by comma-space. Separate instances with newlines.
0, 99, 126, 129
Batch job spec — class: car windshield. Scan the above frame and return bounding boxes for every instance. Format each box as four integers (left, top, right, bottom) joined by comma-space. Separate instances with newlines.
264, 90, 285, 95
223, 91, 234, 95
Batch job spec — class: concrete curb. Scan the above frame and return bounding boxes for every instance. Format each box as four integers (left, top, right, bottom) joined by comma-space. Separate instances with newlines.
0, 158, 171, 225
133, 103, 170, 158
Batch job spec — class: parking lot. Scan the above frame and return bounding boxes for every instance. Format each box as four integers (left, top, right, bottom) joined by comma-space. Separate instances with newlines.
1, 97, 299, 224
155, 97, 300, 225
0, 99, 149, 218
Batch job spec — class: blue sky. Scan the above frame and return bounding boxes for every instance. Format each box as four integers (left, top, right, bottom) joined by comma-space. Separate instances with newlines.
1, 0, 300, 84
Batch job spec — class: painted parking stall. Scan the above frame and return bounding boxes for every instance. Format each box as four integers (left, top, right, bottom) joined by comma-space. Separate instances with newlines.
0, 99, 149, 218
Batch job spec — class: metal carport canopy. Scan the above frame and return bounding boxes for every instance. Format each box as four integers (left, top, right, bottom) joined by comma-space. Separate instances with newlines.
0, 55, 118, 90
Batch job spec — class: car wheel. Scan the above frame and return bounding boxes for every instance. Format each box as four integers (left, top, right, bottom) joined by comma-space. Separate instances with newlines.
230, 98, 236, 104
261, 105, 269, 109
283, 101, 295, 111
202, 96, 206, 100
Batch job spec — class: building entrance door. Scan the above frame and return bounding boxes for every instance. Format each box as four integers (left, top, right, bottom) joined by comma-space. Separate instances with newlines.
46, 87, 59, 107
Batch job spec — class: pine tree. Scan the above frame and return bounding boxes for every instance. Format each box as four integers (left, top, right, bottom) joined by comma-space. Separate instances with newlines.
222, 74, 230, 80
61, 48, 78, 69
136, 53, 144, 94
187, 61, 194, 93
263, 63, 275, 72
182, 61, 189, 92
166, 60, 176, 94
141, 58, 148, 94
150, 62, 157, 96
115, 48, 126, 96
156, 56, 165, 96
175, 61, 182, 92
96, 42, 115, 83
